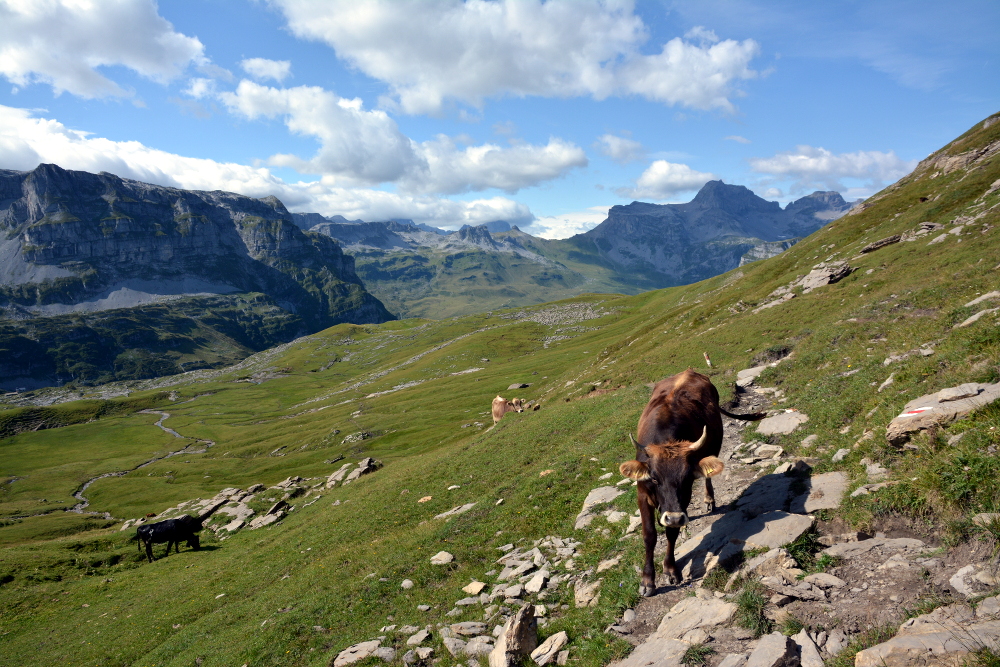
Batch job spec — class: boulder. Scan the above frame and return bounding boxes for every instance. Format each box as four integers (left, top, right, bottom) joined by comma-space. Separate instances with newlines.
573, 579, 601, 608
525, 571, 549, 594
443, 637, 467, 657
531, 631, 568, 666
401, 579, 414, 590
466, 636, 495, 657
757, 412, 809, 435
508, 383, 531, 390
796, 262, 851, 293
886, 382, 1000, 444
326, 463, 353, 488
431, 551, 455, 565
745, 632, 798, 667
489, 604, 538, 667
333, 640, 381, 667
791, 629, 823, 667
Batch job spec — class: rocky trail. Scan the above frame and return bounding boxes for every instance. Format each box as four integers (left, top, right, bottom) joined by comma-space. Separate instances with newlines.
323, 372, 1000, 667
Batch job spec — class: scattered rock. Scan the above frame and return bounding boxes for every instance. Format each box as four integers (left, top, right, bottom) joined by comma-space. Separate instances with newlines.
463, 581, 487, 595
757, 412, 809, 436
596, 557, 621, 573
435, 503, 477, 520
606, 638, 688, 667
717, 654, 748, 667
372, 647, 395, 662
451, 622, 487, 636
401, 579, 414, 590
803, 572, 846, 588
860, 235, 901, 254
343, 457, 381, 484
466, 636, 496, 657
831, 448, 850, 463
797, 262, 852, 293
431, 551, 455, 565
530, 631, 568, 666
573, 579, 602, 608
325, 463, 352, 488
525, 571, 549, 594
737, 365, 769, 388
333, 640, 381, 667
877, 373, 895, 393
508, 383, 531, 390
574, 486, 625, 529
443, 637, 468, 657
407, 630, 431, 646
950, 564, 998, 599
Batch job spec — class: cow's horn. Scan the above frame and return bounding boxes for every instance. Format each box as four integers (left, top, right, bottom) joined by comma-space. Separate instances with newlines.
628, 432, 645, 452
688, 426, 708, 451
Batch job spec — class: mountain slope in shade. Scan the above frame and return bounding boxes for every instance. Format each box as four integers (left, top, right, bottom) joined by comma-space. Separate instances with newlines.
0, 164, 393, 388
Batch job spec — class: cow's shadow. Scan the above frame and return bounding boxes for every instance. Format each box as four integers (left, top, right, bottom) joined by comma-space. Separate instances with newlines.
651, 468, 813, 593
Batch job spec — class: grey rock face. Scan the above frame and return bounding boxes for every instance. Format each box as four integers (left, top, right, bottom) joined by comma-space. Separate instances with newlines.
0, 164, 393, 387
489, 604, 537, 667
530, 631, 568, 666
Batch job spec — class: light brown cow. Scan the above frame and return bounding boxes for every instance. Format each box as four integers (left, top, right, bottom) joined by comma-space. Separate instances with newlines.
491, 395, 525, 424
619, 369, 765, 596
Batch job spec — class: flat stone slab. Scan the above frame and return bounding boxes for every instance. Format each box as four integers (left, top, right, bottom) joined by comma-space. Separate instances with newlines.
654, 596, 737, 640
887, 382, 1000, 443
334, 640, 381, 667
746, 632, 798, 667
607, 637, 688, 667
789, 471, 849, 513
677, 511, 813, 563
821, 537, 924, 558
757, 411, 809, 435
574, 486, 625, 529
736, 474, 793, 516
736, 365, 769, 387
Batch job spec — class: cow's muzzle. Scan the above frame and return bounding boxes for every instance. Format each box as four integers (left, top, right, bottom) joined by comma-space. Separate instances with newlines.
660, 511, 688, 528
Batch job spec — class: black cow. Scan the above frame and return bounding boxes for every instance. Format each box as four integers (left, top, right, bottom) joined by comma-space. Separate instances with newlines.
136, 515, 202, 562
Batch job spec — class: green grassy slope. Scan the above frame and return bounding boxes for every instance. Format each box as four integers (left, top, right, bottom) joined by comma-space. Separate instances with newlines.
1, 113, 999, 667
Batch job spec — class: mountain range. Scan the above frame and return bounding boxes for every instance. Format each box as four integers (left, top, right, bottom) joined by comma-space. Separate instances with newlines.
305, 182, 855, 319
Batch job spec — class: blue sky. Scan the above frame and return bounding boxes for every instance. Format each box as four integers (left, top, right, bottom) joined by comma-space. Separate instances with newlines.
1, 1, 997, 238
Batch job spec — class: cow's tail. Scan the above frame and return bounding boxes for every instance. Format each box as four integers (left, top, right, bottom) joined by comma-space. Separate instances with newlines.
719, 407, 768, 421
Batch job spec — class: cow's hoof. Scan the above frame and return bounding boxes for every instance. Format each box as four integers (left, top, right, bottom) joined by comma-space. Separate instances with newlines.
665, 573, 681, 586
703, 501, 714, 513
639, 584, 655, 597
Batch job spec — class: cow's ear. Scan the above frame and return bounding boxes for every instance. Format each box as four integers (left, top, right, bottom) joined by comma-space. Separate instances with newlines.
619, 460, 650, 481
697, 456, 724, 478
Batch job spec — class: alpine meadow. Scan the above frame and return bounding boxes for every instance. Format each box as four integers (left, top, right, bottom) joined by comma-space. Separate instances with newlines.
2, 111, 1000, 667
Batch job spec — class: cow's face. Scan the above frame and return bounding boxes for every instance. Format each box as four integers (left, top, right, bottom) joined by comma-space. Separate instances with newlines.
619, 428, 723, 528
510, 398, 525, 412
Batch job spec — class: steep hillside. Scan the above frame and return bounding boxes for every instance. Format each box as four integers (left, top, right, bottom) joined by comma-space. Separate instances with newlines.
0, 165, 393, 388
309, 185, 851, 320
0, 112, 998, 667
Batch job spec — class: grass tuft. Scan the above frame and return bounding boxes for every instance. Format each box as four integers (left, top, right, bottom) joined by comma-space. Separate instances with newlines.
733, 578, 773, 638
681, 643, 716, 666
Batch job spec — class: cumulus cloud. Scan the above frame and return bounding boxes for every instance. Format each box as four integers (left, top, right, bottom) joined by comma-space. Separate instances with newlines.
616, 160, 716, 200
0, 104, 533, 228
270, 0, 759, 114
525, 205, 611, 239
0, 0, 204, 98
596, 134, 645, 164
240, 58, 292, 83
216, 80, 586, 193
749, 145, 917, 193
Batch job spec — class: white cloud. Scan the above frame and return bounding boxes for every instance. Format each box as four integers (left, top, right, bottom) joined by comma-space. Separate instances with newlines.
184, 78, 217, 99
525, 205, 611, 239
596, 134, 645, 164
0, 0, 204, 98
749, 145, 917, 193
0, 104, 534, 228
217, 80, 586, 193
271, 0, 759, 114
616, 160, 716, 200
241, 58, 292, 83
724, 135, 750, 144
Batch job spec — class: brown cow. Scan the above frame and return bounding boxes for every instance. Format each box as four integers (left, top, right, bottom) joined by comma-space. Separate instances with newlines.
491, 395, 525, 424
619, 369, 764, 596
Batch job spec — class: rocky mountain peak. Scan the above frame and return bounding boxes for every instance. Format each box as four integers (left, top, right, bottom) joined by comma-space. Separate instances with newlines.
689, 180, 782, 215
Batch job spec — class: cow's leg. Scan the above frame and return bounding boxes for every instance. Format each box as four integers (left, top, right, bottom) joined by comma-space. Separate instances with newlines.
638, 500, 658, 597
144, 540, 154, 563
662, 526, 682, 585
703, 477, 716, 513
